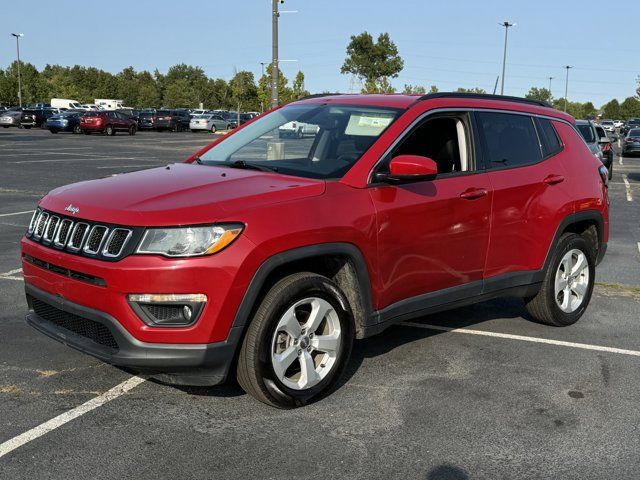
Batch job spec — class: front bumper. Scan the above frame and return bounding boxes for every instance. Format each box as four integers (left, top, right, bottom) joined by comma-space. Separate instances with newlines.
25, 283, 240, 385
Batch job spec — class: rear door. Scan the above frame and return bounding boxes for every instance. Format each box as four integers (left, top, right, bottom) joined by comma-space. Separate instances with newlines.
476, 111, 573, 282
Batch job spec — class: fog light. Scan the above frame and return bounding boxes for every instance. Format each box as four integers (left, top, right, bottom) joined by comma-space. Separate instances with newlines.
127, 293, 206, 327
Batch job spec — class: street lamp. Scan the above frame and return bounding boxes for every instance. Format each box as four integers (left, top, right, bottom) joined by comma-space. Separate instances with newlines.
271, 0, 297, 108
499, 21, 515, 96
548, 76, 554, 95
564, 66, 573, 112
11, 33, 24, 107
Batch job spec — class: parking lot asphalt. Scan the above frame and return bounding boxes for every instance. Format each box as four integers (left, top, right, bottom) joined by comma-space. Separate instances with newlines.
1, 128, 640, 479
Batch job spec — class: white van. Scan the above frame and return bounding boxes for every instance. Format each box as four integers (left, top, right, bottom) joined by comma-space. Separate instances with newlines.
51, 98, 83, 110
95, 99, 125, 111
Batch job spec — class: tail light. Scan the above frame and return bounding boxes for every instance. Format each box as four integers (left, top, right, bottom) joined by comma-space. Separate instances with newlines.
598, 165, 609, 186
601, 143, 611, 152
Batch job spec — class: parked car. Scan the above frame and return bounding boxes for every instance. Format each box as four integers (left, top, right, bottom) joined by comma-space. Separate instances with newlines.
0, 110, 22, 128
80, 111, 137, 135
117, 108, 140, 124
81, 104, 98, 111
613, 120, 624, 129
20, 108, 56, 129
622, 128, 640, 157
600, 119, 615, 133
594, 125, 613, 179
279, 121, 320, 138
189, 114, 230, 133
622, 118, 640, 135
153, 109, 191, 132
22, 93, 609, 407
189, 109, 208, 117
576, 119, 602, 156
46, 111, 83, 134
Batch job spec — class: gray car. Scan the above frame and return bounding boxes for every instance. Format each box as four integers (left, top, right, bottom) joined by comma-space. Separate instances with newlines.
189, 114, 233, 133
576, 119, 612, 179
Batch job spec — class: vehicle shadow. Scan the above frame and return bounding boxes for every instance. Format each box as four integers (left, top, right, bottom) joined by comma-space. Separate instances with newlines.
425, 464, 470, 480
148, 296, 530, 399
339, 296, 531, 388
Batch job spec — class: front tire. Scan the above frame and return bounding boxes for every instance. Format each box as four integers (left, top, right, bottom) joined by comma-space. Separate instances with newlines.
210, 125, 217, 133
237, 272, 354, 408
128, 125, 136, 136
525, 233, 595, 326
105, 124, 114, 136
73, 124, 82, 134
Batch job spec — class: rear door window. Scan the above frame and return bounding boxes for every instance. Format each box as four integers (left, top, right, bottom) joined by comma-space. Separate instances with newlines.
476, 112, 543, 168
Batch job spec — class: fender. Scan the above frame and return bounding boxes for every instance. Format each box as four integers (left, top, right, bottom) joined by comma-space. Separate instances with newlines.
542, 210, 605, 271
229, 242, 374, 333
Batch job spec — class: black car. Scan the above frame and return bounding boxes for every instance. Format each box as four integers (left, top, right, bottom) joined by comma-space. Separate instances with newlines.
622, 128, 640, 157
20, 108, 56, 129
153, 109, 191, 132
137, 111, 156, 130
46, 111, 83, 134
116, 109, 140, 124
622, 118, 640, 135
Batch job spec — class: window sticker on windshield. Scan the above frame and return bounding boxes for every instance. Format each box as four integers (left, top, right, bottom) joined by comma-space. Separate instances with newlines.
345, 114, 393, 136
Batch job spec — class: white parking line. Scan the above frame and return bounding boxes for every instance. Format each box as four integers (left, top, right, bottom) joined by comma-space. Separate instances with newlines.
637, 242, 640, 256
403, 322, 640, 358
619, 156, 624, 166
623, 175, 633, 201
0, 210, 34, 217
0, 268, 22, 276
0, 376, 145, 459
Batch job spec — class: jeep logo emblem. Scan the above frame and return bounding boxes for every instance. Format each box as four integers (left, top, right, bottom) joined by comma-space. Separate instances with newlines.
64, 204, 80, 215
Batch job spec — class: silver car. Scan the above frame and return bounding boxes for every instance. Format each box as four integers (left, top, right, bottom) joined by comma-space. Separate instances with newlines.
189, 114, 232, 133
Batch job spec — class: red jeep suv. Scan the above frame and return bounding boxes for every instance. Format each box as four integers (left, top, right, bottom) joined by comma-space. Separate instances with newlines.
22, 93, 609, 407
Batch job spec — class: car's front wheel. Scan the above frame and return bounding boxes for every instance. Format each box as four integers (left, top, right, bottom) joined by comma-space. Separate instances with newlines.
73, 125, 82, 134
237, 272, 354, 408
210, 125, 216, 133
129, 125, 136, 136
525, 233, 595, 326
105, 124, 114, 136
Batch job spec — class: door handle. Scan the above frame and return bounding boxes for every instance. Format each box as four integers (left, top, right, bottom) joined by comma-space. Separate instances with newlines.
543, 174, 565, 185
460, 188, 488, 200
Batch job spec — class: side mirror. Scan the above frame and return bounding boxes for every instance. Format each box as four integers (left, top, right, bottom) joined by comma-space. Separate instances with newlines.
377, 155, 438, 183
599, 136, 610, 144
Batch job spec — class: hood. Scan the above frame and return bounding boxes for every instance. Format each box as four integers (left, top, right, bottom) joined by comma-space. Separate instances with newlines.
39, 163, 325, 226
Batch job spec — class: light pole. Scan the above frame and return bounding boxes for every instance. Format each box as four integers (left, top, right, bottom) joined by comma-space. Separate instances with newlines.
548, 76, 553, 95
564, 66, 573, 112
499, 21, 514, 96
271, 0, 280, 108
11, 33, 24, 107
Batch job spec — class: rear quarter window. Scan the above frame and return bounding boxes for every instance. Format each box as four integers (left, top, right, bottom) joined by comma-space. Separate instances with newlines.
535, 117, 563, 157
476, 111, 543, 168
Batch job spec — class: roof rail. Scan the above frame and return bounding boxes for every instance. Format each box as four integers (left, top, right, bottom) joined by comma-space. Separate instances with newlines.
299, 93, 344, 100
416, 92, 552, 108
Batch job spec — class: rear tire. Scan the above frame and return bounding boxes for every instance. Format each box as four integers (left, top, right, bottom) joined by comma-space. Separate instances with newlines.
237, 272, 354, 408
105, 124, 114, 136
128, 125, 136, 136
210, 125, 217, 133
73, 125, 82, 134
525, 233, 595, 326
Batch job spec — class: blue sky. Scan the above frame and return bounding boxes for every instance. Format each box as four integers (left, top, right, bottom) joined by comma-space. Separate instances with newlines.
2, 0, 637, 106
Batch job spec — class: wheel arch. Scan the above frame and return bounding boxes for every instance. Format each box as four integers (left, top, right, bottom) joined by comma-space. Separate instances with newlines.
230, 243, 374, 340
544, 210, 605, 270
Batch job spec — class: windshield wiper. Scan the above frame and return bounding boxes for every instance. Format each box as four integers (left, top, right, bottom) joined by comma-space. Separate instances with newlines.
228, 160, 278, 173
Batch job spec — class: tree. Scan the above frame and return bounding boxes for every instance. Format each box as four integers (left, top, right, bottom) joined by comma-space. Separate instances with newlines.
403, 84, 426, 95
456, 87, 486, 94
602, 99, 621, 119
525, 87, 553, 104
230, 70, 258, 121
341, 32, 404, 94
290, 71, 309, 101
620, 97, 640, 120
257, 63, 290, 109
428, 85, 439, 94
163, 78, 198, 108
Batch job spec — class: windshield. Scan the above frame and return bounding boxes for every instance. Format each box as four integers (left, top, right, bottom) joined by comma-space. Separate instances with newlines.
198, 104, 401, 180
577, 124, 596, 143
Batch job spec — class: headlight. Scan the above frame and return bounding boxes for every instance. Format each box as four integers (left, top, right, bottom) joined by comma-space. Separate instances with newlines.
136, 224, 243, 257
